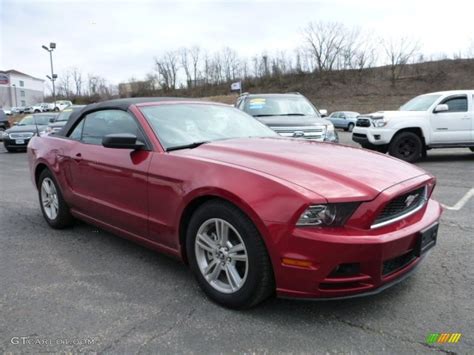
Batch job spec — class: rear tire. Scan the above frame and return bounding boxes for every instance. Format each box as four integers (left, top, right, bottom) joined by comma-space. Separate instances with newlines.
388, 132, 422, 163
38, 169, 74, 229
470, 147, 474, 152
186, 200, 274, 309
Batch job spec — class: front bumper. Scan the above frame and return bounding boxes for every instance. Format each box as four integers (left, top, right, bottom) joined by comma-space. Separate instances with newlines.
352, 127, 394, 146
270, 199, 441, 299
3, 138, 31, 149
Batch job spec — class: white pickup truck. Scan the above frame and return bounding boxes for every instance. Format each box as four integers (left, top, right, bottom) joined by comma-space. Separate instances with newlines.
352, 90, 474, 162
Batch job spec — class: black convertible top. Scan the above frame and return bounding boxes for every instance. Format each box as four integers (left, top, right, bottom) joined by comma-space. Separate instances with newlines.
57, 97, 195, 136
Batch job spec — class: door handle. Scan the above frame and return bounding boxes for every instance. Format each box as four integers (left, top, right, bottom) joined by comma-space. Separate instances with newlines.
73, 153, 82, 162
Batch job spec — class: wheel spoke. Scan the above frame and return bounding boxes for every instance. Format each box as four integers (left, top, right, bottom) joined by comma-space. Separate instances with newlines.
42, 181, 51, 195
225, 264, 242, 291
196, 233, 218, 253
203, 258, 219, 275
215, 219, 229, 245
229, 243, 245, 254
206, 262, 222, 281
229, 253, 247, 262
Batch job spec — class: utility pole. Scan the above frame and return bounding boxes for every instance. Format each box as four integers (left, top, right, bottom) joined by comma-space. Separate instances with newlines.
42, 43, 57, 109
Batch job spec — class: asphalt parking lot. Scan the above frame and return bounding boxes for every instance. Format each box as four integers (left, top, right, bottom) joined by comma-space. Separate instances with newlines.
1, 131, 473, 354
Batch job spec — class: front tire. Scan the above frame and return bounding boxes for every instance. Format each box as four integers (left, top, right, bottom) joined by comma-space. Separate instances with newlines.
347, 123, 354, 132
186, 200, 274, 309
38, 169, 74, 229
388, 132, 422, 163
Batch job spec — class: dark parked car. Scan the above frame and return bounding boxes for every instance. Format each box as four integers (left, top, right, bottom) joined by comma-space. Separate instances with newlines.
0, 109, 10, 135
327, 111, 360, 132
2, 113, 58, 152
235, 93, 338, 142
46, 105, 85, 134
28, 98, 441, 309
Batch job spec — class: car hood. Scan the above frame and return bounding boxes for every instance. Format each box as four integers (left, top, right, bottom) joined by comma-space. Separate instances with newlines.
49, 121, 67, 128
253, 115, 332, 127
360, 111, 427, 119
6, 125, 47, 133
176, 137, 427, 201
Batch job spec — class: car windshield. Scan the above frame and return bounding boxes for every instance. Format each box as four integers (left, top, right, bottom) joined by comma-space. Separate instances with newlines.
18, 115, 53, 125
399, 95, 442, 111
140, 103, 277, 150
56, 108, 75, 122
242, 96, 320, 117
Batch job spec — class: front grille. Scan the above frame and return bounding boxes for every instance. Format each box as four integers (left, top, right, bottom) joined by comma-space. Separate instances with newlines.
382, 250, 416, 276
9, 132, 34, 139
356, 118, 371, 127
271, 125, 326, 140
372, 186, 427, 228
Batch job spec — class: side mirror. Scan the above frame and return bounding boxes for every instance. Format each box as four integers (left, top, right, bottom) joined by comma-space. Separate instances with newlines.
102, 133, 145, 150
434, 104, 449, 113
13, 122, 18, 126
319, 109, 328, 117
49, 118, 55, 123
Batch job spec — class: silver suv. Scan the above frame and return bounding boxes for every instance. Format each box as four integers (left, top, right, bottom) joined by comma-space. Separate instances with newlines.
235, 93, 337, 142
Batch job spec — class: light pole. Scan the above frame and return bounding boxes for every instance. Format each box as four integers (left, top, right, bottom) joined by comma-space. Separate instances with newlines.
42, 42, 57, 109
12, 84, 17, 107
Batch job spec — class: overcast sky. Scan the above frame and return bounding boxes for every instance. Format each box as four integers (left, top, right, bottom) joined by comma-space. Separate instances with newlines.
1, 0, 473, 86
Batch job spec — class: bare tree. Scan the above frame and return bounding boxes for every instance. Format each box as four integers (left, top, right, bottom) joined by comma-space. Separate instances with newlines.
179, 47, 192, 86
189, 46, 201, 85
155, 51, 179, 90
383, 37, 421, 85
57, 70, 72, 98
467, 38, 474, 58
302, 21, 347, 72
71, 68, 83, 97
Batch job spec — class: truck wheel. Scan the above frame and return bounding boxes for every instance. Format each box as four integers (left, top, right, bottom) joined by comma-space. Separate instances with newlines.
469, 147, 474, 152
388, 132, 422, 163
347, 123, 354, 132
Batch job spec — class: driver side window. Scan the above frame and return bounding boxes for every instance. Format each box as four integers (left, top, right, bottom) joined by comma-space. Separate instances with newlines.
440, 96, 468, 113
68, 110, 144, 145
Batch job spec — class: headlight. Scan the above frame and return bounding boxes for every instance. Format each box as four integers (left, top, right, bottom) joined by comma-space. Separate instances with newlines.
372, 119, 387, 128
326, 124, 335, 132
296, 203, 359, 227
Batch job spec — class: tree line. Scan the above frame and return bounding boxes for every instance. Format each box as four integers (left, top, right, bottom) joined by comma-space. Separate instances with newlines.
50, 21, 474, 102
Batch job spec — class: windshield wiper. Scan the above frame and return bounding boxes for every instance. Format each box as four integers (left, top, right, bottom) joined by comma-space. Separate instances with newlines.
166, 141, 211, 152
276, 113, 306, 116
253, 113, 306, 117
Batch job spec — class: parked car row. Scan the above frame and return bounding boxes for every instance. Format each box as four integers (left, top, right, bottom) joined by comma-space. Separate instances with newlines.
1, 100, 73, 116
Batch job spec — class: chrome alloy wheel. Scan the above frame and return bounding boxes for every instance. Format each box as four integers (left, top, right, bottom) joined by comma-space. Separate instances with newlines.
194, 218, 249, 294
41, 177, 59, 220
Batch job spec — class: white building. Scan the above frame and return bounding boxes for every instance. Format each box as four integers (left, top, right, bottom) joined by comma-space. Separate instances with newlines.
0, 70, 44, 109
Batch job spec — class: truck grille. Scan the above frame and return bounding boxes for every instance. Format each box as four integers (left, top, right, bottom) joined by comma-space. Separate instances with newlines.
9, 132, 34, 139
356, 118, 371, 127
372, 186, 427, 228
270, 126, 326, 140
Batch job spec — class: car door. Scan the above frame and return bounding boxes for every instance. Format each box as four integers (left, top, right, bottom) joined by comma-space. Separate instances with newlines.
329, 112, 340, 127
64, 109, 152, 237
430, 94, 472, 144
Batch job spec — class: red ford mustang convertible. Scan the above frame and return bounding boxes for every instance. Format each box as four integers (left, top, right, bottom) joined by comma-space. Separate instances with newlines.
28, 98, 442, 308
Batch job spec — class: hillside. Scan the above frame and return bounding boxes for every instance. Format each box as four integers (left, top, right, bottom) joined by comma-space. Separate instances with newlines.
197, 59, 474, 114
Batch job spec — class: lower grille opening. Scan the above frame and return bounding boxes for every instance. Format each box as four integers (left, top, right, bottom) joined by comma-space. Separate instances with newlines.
353, 133, 367, 139
329, 263, 361, 277
382, 250, 416, 276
